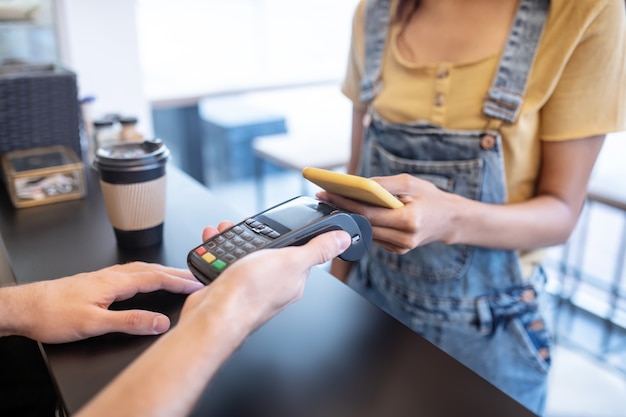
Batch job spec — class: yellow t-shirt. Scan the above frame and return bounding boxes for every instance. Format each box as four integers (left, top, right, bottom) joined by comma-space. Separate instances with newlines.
342, 0, 626, 276
342, 0, 626, 206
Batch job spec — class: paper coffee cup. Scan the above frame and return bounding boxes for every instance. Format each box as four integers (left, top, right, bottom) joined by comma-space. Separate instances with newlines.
94, 139, 170, 249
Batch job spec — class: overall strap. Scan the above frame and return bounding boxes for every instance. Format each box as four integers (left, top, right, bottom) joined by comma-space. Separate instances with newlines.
483, 0, 551, 124
360, 0, 392, 105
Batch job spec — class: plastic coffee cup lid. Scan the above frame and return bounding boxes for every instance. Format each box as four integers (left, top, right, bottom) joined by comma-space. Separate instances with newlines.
94, 139, 170, 172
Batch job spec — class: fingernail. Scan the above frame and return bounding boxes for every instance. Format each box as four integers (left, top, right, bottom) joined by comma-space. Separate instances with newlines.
338, 232, 351, 250
152, 316, 169, 334
189, 281, 205, 290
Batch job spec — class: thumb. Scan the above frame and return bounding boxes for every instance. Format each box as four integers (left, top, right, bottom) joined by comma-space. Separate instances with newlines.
370, 175, 404, 196
103, 310, 172, 336
297, 230, 351, 267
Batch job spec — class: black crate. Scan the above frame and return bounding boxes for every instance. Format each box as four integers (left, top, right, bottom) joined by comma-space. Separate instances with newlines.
0, 64, 82, 158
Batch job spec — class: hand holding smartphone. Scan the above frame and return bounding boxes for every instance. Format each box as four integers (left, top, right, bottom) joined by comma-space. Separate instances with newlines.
302, 167, 404, 209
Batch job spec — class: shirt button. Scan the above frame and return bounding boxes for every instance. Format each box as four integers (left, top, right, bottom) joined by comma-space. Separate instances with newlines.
362, 112, 372, 127
520, 288, 536, 303
480, 134, 496, 150
436, 67, 449, 79
433, 92, 445, 107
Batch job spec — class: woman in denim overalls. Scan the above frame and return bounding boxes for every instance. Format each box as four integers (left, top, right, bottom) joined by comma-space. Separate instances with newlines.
318, 0, 620, 415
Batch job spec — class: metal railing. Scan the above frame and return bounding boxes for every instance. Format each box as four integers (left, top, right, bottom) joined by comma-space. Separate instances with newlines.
545, 188, 626, 373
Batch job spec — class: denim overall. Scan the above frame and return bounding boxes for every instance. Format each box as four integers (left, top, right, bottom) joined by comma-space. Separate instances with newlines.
348, 0, 552, 414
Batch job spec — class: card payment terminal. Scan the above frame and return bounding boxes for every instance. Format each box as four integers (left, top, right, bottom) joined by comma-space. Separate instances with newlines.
187, 196, 372, 284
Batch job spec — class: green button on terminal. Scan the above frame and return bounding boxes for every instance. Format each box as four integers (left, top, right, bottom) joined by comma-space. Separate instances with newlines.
211, 259, 227, 271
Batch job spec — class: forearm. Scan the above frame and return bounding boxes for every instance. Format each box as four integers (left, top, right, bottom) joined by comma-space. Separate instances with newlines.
75, 286, 252, 417
447, 192, 582, 250
347, 106, 366, 175
448, 136, 604, 250
0, 283, 37, 338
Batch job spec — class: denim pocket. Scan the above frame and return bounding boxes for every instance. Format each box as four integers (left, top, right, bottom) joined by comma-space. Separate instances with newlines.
368, 142, 484, 281
371, 142, 484, 195
510, 308, 552, 374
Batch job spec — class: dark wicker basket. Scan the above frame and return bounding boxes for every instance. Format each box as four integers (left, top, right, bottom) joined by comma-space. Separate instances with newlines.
0, 64, 82, 158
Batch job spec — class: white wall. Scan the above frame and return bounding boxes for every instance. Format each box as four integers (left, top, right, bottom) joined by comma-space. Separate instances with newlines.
55, 0, 152, 136
136, 0, 359, 103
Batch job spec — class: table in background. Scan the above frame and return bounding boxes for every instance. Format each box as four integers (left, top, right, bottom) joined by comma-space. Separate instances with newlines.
198, 96, 287, 186
0, 165, 537, 417
252, 134, 349, 210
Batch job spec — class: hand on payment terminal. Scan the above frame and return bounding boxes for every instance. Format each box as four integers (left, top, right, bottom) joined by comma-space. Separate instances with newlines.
187, 196, 373, 284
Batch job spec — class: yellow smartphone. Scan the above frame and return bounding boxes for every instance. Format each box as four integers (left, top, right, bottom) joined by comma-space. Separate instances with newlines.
302, 167, 404, 209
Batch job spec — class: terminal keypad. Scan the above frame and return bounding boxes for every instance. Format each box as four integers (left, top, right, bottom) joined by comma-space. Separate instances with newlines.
193, 219, 282, 273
